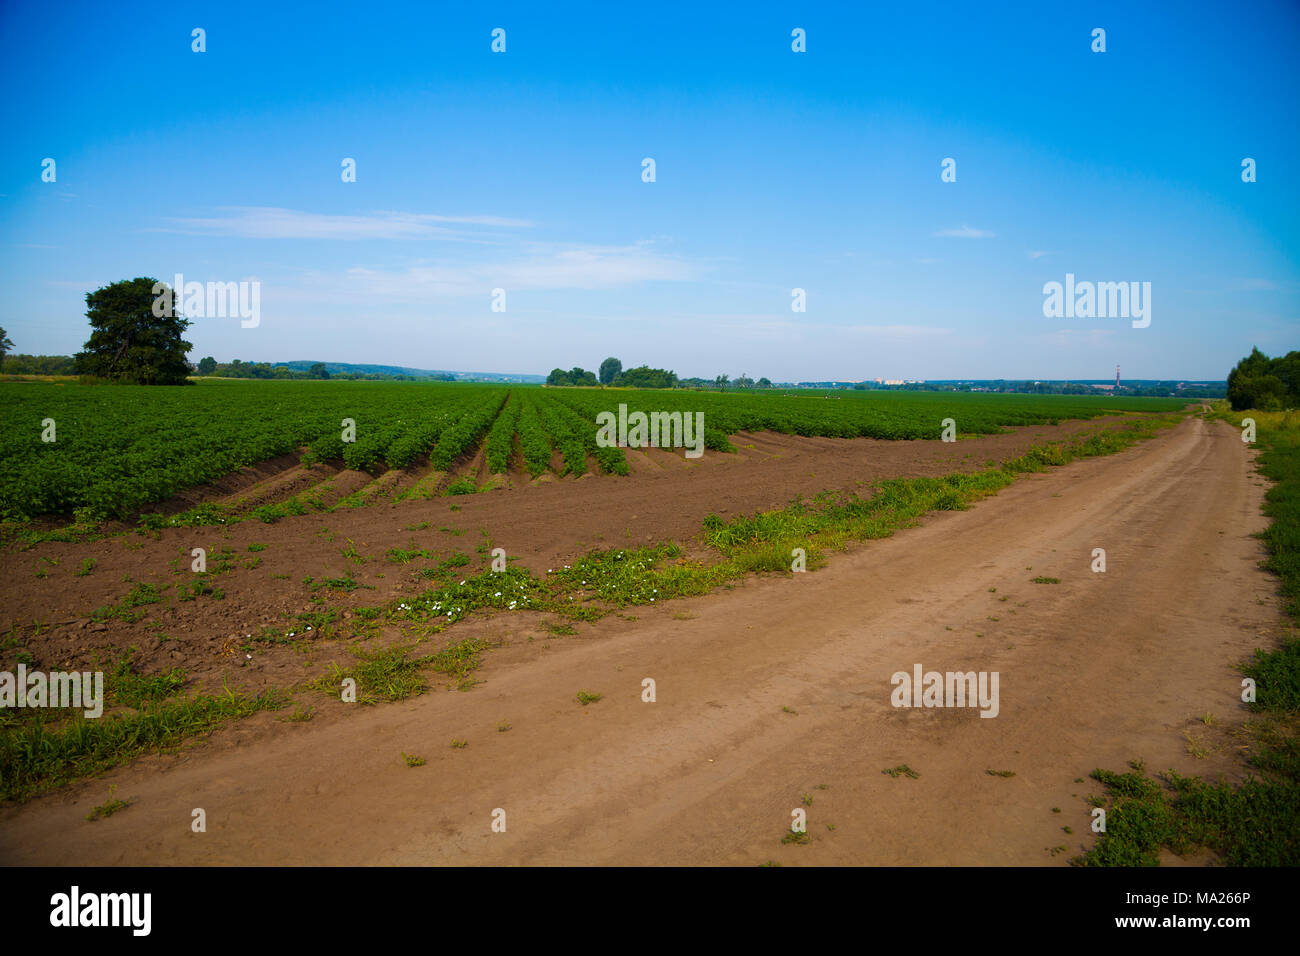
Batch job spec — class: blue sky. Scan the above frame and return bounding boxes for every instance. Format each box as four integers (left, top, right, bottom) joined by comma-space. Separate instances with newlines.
2, 0, 1296, 381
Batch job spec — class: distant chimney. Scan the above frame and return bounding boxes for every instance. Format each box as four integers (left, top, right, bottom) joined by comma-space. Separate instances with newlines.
1116, 364, 1120, 388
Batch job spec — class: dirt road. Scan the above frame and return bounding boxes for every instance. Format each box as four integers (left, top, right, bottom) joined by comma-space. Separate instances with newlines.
0, 415, 1280, 865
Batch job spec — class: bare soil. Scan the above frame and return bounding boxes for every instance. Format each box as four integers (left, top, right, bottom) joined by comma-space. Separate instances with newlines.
0, 415, 1283, 864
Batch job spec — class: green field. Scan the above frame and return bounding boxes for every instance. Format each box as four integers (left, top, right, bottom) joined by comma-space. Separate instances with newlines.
0, 380, 1188, 521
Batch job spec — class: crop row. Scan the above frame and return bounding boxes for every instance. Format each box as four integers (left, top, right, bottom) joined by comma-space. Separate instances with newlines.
485, 395, 522, 473
0, 380, 1186, 520
0, 382, 508, 519
543, 388, 1183, 442
516, 394, 555, 477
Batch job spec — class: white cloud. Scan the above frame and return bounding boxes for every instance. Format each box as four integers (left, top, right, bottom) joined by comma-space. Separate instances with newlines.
497, 243, 693, 289
1027, 250, 1052, 259
934, 225, 995, 239
294, 242, 696, 300
159, 206, 534, 241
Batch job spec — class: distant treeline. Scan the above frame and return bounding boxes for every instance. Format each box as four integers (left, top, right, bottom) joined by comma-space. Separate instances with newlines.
0, 354, 454, 382
546, 358, 777, 390
1227, 348, 1300, 410
196, 358, 453, 381
853, 381, 1227, 398
1, 354, 77, 375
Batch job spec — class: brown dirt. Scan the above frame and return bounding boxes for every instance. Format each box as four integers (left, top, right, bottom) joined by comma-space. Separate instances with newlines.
0, 416, 1129, 694
0, 414, 1283, 864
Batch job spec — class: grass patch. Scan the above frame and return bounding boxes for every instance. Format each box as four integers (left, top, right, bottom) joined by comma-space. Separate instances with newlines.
314, 645, 429, 705
394, 567, 546, 625
426, 638, 489, 689
313, 637, 489, 703
444, 477, 478, 496
417, 552, 471, 580
1073, 755, 1299, 867
177, 577, 224, 602
1243, 633, 1300, 713
387, 547, 435, 564
106, 657, 187, 708
90, 582, 164, 622
0, 686, 288, 802
549, 543, 737, 607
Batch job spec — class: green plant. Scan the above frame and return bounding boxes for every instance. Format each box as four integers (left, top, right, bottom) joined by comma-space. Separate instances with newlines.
86, 785, 131, 821
883, 764, 920, 779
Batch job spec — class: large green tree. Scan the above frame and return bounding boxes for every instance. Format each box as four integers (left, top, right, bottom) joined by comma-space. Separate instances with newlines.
599, 356, 622, 385
0, 327, 13, 363
618, 365, 678, 388
76, 278, 194, 384
1228, 347, 1300, 411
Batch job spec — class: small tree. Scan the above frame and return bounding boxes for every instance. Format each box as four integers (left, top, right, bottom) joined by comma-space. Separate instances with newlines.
197, 356, 217, 375
1227, 346, 1300, 410
599, 357, 622, 385
0, 327, 13, 363
75, 278, 193, 385
308, 362, 330, 379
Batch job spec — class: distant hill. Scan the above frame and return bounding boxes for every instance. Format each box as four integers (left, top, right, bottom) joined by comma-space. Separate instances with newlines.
278, 361, 545, 384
